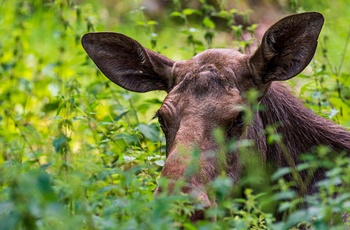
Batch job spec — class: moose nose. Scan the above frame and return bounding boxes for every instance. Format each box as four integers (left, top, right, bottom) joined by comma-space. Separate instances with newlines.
154, 184, 216, 221
153, 186, 161, 196
154, 177, 212, 205
154, 184, 214, 207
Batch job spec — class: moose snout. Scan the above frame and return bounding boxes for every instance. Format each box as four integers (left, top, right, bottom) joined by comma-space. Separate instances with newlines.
153, 147, 219, 220
154, 183, 216, 221
154, 184, 213, 207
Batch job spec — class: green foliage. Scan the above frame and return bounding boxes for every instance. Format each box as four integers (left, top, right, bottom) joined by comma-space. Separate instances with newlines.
169, 0, 254, 54
0, 0, 349, 229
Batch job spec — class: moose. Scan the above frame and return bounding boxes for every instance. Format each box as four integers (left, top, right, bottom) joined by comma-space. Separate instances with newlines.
82, 12, 350, 220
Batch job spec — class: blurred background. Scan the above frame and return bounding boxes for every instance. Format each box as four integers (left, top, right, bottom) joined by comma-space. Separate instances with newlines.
0, 0, 349, 229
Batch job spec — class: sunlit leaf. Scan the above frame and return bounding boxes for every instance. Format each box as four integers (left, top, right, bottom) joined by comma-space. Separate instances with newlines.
182, 8, 202, 16
202, 17, 215, 29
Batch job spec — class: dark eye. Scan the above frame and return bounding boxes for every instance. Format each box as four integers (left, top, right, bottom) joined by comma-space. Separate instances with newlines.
234, 111, 245, 128
226, 111, 245, 138
155, 111, 167, 130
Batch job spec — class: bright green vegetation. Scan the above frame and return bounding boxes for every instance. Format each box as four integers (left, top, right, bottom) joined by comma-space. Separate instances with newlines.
0, 0, 349, 229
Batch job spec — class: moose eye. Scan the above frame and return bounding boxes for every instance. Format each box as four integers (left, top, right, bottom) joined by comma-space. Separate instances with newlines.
234, 111, 245, 128
155, 111, 167, 130
226, 111, 245, 138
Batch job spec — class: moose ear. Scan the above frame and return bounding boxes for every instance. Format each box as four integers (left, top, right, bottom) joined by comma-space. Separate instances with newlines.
249, 12, 324, 85
82, 32, 175, 92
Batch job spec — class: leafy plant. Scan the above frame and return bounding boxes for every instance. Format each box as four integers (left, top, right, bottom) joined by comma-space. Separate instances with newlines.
0, 0, 349, 229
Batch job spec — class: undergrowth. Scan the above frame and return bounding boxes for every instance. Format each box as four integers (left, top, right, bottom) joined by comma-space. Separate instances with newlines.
0, 0, 349, 229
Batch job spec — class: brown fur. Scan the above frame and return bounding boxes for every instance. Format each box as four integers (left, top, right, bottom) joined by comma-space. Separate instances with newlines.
248, 83, 350, 194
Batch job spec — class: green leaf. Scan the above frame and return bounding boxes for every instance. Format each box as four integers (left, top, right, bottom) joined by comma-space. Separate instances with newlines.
215, 10, 230, 18
113, 133, 139, 145
182, 8, 202, 16
52, 134, 68, 153
114, 110, 129, 122
202, 17, 215, 29
137, 123, 159, 142
272, 167, 291, 181
42, 101, 59, 113
136, 21, 146, 26
147, 20, 158, 25
144, 98, 163, 105
278, 201, 294, 212
273, 191, 296, 201
169, 11, 182, 17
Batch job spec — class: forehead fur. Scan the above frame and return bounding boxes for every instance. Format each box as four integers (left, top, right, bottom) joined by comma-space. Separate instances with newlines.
171, 49, 247, 96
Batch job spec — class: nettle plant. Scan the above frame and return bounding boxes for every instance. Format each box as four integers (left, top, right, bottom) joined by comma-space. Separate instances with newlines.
1, 0, 350, 229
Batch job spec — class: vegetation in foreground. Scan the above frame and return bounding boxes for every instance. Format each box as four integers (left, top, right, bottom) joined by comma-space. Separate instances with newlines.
0, 0, 349, 229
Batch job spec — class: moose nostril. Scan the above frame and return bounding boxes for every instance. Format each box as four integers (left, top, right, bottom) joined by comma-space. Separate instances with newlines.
155, 184, 215, 221
180, 185, 191, 194
193, 190, 212, 208
155, 185, 212, 207
153, 186, 162, 196
190, 191, 216, 221
190, 210, 206, 222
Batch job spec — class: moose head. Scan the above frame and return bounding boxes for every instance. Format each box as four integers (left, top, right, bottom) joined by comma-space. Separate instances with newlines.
82, 12, 334, 219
